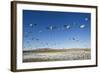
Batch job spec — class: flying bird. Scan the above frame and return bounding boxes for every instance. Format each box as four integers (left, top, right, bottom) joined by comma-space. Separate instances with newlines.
36, 38, 39, 41
46, 25, 57, 31
34, 24, 37, 26
29, 23, 37, 27
29, 24, 33, 27
72, 37, 75, 40
80, 25, 85, 29
46, 43, 48, 45
39, 30, 42, 33
85, 18, 88, 21
31, 37, 35, 41
64, 25, 70, 29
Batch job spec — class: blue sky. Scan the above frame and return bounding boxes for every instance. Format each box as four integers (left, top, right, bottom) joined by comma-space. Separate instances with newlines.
23, 10, 91, 50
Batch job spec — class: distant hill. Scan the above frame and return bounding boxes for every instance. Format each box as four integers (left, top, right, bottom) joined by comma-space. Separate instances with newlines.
23, 48, 90, 53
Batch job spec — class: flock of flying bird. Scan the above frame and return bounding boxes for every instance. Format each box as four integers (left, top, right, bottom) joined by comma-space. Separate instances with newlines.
29, 23, 85, 31
24, 23, 86, 49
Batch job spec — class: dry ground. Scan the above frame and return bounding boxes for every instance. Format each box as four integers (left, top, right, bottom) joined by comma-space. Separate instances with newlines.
23, 48, 91, 62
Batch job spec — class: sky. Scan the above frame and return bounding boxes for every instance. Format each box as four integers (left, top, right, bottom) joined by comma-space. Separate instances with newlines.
23, 10, 91, 50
